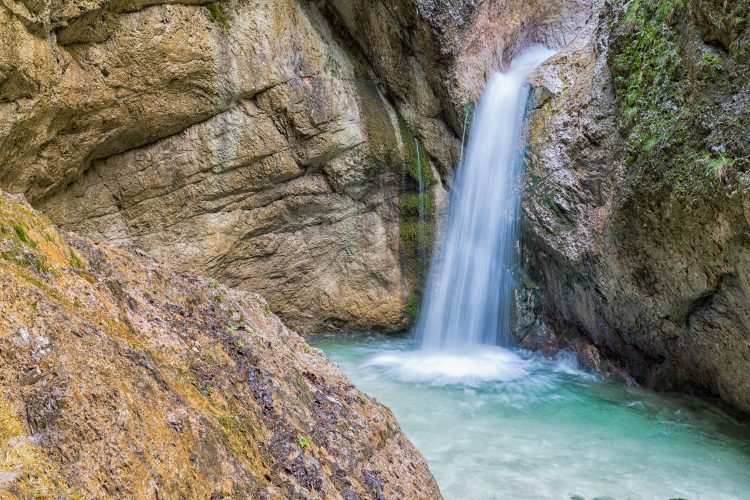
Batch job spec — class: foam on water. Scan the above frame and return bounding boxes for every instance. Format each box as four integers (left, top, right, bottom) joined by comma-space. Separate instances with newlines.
366, 346, 532, 386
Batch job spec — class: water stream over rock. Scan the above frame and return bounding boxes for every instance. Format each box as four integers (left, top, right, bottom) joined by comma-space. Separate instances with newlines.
416, 46, 555, 350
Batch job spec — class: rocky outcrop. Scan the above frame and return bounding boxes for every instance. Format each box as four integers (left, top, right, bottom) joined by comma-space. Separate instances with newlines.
520, 0, 750, 414
1, 0, 455, 333
0, 190, 441, 497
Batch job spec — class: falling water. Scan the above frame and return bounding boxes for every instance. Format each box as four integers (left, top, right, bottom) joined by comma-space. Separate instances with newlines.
416, 46, 555, 350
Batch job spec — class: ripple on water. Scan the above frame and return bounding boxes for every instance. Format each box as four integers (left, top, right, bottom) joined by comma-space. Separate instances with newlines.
309, 333, 750, 500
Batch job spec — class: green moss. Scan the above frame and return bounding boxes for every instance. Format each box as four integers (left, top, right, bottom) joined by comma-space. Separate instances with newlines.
399, 222, 426, 243
69, 250, 85, 271
610, 0, 716, 201
609, 0, 750, 205
205, 2, 228, 29
13, 223, 29, 243
398, 120, 432, 185
705, 153, 736, 181
404, 292, 420, 321
607, 0, 750, 265
394, 119, 438, 324
701, 51, 723, 71
399, 193, 434, 218
612, 0, 688, 163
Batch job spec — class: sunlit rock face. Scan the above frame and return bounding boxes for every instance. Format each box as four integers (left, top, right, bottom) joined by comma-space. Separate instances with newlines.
520, 0, 750, 414
0, 191, 442, 497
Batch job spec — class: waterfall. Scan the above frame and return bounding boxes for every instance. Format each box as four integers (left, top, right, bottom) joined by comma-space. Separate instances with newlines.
416, 46, 555, 350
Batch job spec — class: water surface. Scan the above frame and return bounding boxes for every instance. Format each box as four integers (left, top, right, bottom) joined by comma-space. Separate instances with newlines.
309, 333, 750, 500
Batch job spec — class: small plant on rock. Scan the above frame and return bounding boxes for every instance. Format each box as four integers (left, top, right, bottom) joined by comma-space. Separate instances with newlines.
705, 153, 736, 182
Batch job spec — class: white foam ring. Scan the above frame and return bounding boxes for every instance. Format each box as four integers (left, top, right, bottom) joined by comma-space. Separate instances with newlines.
366, 346, 532, 387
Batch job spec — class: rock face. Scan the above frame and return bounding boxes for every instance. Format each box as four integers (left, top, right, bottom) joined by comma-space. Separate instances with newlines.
520, 0, 750, 414
0, 191, 441, 497
1, 0, 455, 333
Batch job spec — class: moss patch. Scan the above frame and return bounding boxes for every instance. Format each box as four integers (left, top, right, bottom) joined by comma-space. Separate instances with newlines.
205, 2, 228, 29
395, 119, 438, 325
398, 121, 432, 185
609, 0, 749, 202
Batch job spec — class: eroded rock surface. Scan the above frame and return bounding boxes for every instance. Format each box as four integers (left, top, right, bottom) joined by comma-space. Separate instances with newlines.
1, 0, 454, 332
0, 191, 441, 498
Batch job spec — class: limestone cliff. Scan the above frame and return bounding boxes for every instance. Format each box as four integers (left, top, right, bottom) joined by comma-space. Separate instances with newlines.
0, 191, 441, 497
1, 0, 457, 333
520, 0, 750, 414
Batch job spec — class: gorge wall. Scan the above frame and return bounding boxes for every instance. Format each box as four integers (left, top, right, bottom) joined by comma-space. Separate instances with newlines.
1, 0, 463, 333
2, 0, 748, 415
521, 0, 750, 414
0, 0, 600, 334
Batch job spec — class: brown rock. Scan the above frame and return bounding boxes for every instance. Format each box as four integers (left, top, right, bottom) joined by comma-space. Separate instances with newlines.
521, 0, 750, 415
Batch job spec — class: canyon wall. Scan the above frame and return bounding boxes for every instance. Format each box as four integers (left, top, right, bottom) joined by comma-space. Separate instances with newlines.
1, 0, 459, 333
2, 0, 748, 415
0, 0, 599, 333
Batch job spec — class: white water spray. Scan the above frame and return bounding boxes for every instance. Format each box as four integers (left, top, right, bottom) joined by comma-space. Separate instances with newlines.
416, 46, 555, 350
